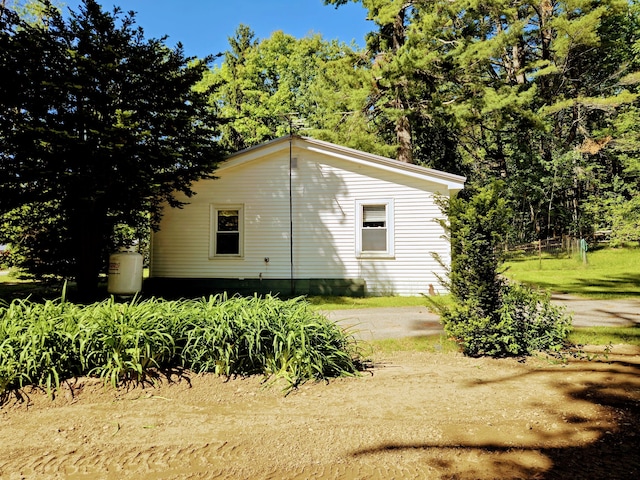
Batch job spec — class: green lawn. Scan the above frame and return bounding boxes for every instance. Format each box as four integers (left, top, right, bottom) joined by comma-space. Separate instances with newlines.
307, 295, 442, 311
569, 326, 640, 347
369, 335, 460, 354
504, 247, 640, 299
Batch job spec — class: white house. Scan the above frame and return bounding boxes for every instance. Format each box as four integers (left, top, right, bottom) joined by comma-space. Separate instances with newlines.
148, 136, 465, 297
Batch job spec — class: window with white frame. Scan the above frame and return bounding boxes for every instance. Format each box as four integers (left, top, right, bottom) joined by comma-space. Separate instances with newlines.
356, 199, 394, 258
211, 205, 243, 257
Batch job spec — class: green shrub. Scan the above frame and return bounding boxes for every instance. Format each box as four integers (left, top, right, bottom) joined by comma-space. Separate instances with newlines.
443, 183, 510, 317
437, 184, 573, 357
441, 283, 572, 357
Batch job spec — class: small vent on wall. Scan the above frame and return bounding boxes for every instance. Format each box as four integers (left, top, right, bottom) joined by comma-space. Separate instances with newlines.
291, 157, 298, 169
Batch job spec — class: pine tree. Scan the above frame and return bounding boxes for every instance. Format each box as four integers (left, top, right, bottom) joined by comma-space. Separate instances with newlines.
0, 0, 224, 298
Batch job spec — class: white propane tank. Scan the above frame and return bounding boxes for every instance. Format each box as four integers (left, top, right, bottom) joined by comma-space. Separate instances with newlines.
107, 248, 143, 295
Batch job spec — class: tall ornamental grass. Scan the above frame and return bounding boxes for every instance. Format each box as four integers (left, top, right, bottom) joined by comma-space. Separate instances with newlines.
75, 297, 178, 387
177, 295, 359, 386
0, 294, 361, 396
0, 298, 81, 394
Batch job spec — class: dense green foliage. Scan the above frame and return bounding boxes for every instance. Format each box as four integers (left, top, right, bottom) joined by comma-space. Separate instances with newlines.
0, 1, 223, 296
436, 185, 573, 357
441, 283, 572, 356
207, 25, 392, 156
212, 0, 640, 244
443, 184, 511, 316
0, 295, 361, 396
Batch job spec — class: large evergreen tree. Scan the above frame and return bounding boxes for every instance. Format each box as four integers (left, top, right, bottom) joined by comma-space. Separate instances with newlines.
0, 0, 224, 298
325, 0, 640, 241
406, 0, 640, 240
325, 0, 417, 163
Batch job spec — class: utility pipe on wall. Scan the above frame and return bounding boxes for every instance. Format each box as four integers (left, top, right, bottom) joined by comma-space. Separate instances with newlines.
289, 132, 295, 296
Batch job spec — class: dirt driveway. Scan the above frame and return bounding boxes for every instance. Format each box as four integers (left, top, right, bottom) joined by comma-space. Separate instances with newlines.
1, 346, 639, 479
1, 296, 639, 479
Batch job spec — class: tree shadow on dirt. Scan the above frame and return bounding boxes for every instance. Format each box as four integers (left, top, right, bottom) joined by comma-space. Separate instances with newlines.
537, 356, 640, 479
350, 355, 640, 479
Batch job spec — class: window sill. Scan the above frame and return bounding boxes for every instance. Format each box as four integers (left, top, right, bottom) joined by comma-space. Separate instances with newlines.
356, 252, 395, 260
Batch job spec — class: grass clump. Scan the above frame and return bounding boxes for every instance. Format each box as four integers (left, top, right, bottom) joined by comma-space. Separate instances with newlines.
569, 326, 640, 347
177, 295, 359, 386
0, 294, 361, 398
0, 297, 81, 394
76, 297, 178, 387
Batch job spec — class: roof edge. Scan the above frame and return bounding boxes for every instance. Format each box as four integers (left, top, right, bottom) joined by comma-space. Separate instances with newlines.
220, 135, 466, 188
298, 136, 466, 186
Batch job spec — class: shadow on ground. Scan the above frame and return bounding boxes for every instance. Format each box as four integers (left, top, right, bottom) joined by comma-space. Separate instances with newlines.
521, 273, 640, 299
350, 354, 640, 479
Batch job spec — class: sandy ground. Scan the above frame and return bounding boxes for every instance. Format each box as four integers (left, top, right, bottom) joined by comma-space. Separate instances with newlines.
1, 344, 639, 480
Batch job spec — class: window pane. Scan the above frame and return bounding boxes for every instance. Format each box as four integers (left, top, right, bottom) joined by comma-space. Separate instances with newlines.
363, 205, 386, 227
362, 229, 387, 251
218, 210, 239, 232
216, 232, 239, 254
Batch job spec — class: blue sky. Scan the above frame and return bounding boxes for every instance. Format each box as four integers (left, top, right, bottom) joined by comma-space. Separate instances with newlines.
66, 0, 373, 61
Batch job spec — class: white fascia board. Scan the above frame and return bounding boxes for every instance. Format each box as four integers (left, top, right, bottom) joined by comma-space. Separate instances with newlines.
217, 137, 291, 173
217, 135, 467, 191
301, 142, 466, 191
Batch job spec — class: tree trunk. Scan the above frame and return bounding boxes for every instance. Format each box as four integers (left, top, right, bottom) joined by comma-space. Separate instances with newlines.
71, 198, 106, 301
392, 5, 412, 163
395, 98, 412, 163
537, 0, 555, 103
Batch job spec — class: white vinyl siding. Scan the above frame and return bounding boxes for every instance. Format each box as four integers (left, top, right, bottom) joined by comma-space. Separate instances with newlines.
290, 155, 449, 295
150, 138, 461, 296
151, 152, 292, 279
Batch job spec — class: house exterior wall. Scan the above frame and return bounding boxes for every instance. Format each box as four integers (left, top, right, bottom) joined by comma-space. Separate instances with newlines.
150, 143, 453, 296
